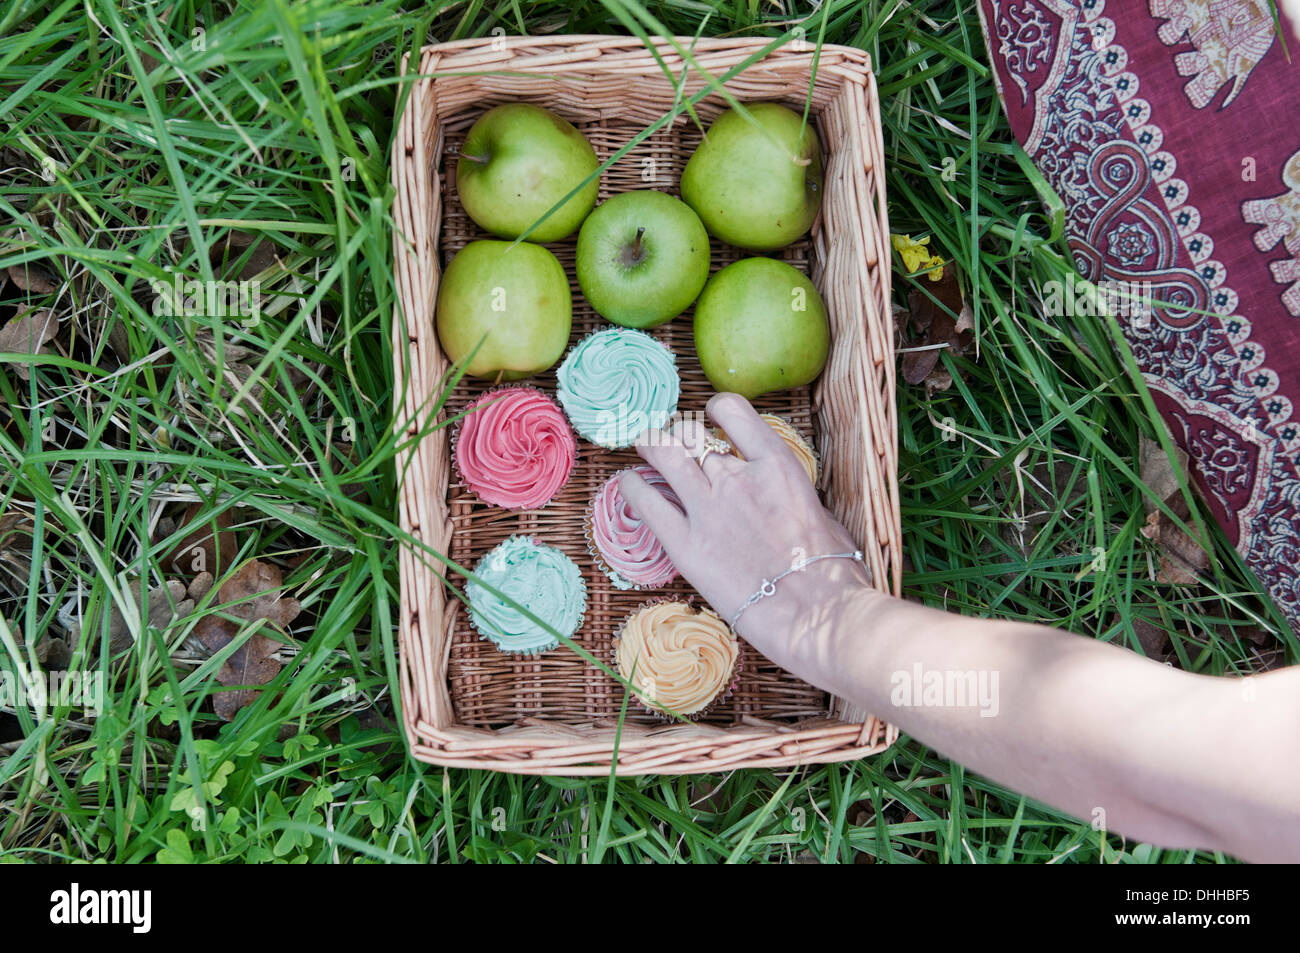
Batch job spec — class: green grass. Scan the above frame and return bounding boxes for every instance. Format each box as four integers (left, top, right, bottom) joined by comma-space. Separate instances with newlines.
0, 0, 1286, 864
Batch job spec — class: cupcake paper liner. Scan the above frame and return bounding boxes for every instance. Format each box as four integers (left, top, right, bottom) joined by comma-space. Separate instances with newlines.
466, 534, 588, 656
450, 384, 580, 512
611, 596, 742, 722
583, 466, 682, 592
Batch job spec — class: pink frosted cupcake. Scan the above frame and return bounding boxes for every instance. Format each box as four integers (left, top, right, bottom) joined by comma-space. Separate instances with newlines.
453, 386, 577, 510
586, 466, 682, 590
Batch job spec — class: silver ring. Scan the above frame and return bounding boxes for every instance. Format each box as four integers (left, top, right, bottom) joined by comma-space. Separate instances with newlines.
696, 435, 733, 469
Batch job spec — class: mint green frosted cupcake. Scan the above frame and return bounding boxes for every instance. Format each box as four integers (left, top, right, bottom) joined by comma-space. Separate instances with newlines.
467, 536, 587, 655
555, 327, 680, 448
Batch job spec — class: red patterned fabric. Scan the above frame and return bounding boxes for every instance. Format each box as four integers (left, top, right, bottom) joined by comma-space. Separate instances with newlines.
977, 0, 1300, 630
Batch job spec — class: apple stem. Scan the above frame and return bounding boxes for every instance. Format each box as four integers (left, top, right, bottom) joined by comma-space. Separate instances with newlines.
633, 226, 645, 260
460, 151, 489, 164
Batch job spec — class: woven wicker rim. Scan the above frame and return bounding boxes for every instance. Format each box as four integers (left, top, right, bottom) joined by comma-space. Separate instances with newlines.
391, 35, 901, 775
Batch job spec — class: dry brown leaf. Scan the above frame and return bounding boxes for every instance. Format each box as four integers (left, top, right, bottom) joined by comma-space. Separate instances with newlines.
35, 635, 70, 669
194, 327, 257, 367
196, 559, 301, 720
106, 319, 132, 362
213, 231, 281, 281
0, 510, 34, 589
848, 799, 874, 826
161, 504, 237, 584
7, 263, 58, 294
900, 264, 973, 392
188, 570, 214, 602
1137, 435, 1190, 514
1140, 494, 1211, 585
66, 579, 192, 656
1137, 432, 1211, 585
0, 306, 58, 380
1130, 617, 1171, 660
1239, 627, 1271, 647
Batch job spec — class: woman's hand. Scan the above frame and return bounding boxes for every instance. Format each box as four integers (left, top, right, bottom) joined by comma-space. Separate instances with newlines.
618, 392, 875, 677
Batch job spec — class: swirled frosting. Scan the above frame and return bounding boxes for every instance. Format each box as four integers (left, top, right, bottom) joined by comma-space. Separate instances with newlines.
614, 601, 739, 716
455, 386, 577, 509
467, 536, 587, 654
588, 466, 682, 589
718, 414, 818, 484
556, 328, 679, 448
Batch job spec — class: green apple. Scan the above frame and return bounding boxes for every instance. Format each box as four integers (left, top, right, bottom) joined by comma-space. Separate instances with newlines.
436, 240, 572, 380
681, 102, 824, 251
693, 257, 830, 398
575, 190, 710, 328
457, 103, 599, 242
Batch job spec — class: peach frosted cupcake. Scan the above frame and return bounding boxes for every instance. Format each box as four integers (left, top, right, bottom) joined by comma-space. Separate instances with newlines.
613, 600, 740, 718
718, 413, 818, 484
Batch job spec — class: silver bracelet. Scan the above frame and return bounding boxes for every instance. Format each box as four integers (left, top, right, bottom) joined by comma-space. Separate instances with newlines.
729, 549, 865, 629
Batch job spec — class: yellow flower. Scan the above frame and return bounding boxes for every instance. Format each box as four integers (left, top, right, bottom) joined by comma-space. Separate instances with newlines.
891, 233, 946, 281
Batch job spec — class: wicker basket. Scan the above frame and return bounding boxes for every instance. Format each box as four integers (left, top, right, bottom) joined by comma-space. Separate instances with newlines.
391, 35, 901, 775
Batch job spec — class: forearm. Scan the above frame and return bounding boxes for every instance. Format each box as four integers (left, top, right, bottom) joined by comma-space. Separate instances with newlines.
738, 566, 1300, 862
626, 395, 1298, 861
